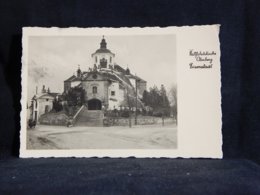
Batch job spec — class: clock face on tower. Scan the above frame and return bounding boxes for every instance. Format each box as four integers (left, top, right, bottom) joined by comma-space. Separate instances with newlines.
92, 74, 97, 79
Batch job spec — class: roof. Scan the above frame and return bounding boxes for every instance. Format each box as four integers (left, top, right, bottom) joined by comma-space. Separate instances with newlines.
48, 92, 60, 97
125, 73, 146, 83
94, 48, 113, 54
101, 72, 120, 82
113, 71, 132, 86
80, 69, 135, 90
92, 37, 115, 55
133, 75, 146, 83
35, 92, 60, 99
114, 64, 126, 74
83, 71, 121, 83
64, 75, 76, 82
64, 75, 81, 82
64, 65, 145, 88
113, 64, 146, 83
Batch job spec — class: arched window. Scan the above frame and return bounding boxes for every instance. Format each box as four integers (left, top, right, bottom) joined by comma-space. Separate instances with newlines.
110, 56, 112, 63
95, 56, 97, 63
100, 58, 107, 68
92, 86, 97, 94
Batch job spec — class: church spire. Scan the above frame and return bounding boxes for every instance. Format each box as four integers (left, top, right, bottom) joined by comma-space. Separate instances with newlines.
100, 35, 107, 49
77, 65, 82, 78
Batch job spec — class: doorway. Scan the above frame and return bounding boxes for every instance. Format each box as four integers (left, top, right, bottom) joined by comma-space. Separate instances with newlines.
87, 99, 102, 110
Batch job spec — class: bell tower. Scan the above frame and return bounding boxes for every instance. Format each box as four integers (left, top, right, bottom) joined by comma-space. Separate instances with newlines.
91, 36, 115, 70
100, 35, 107, 49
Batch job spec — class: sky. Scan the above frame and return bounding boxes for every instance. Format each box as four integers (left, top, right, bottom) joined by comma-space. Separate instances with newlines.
27, 34, 176, 100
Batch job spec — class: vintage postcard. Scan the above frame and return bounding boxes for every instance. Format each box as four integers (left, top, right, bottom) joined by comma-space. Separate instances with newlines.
20, 26, 222, 158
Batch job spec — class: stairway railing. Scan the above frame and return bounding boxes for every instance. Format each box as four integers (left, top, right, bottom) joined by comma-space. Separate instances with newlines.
72, 105, 85, 124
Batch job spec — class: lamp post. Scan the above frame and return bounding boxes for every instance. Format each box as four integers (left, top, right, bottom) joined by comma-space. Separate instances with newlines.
162, 84, 165, 126
135, 78, 140, 125
127, 87, 132, 128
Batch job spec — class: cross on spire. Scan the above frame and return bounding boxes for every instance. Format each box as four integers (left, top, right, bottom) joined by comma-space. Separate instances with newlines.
77, 65, 82, 77
100, 35, 107, 49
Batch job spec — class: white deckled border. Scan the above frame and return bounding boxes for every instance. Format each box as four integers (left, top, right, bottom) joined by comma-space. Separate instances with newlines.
20, 25, 222, 158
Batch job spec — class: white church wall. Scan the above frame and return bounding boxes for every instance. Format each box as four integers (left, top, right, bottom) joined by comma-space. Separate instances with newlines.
138, 82, 147, 98
36, 95, 54, 121
82, 80, 109, 104
108, 82, 124, 110
129, 78, 136, 88
71, 81, 81, 88
108, 99, 118, 110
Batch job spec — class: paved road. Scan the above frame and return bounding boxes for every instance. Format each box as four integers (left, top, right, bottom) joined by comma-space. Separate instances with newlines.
27, 124, 177, 150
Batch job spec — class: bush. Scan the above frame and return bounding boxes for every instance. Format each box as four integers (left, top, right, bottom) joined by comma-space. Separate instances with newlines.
120, 110, 130, 117
53, 99, 63, 112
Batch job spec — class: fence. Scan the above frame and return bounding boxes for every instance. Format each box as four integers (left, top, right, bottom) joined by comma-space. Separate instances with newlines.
103, 116, 162, 126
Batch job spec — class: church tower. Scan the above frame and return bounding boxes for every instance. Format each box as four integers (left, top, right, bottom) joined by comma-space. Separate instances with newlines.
91, 36, 115, 69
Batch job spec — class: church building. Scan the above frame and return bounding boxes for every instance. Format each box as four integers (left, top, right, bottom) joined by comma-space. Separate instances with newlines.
64, 36, 147, 111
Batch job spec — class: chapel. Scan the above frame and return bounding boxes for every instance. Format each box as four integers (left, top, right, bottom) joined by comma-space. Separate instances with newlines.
63, 36, 147, 111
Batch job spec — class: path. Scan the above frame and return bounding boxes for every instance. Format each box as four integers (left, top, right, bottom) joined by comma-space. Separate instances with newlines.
27, 124, 177, 150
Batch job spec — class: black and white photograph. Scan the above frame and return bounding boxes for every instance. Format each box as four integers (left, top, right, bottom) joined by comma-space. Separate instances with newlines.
25, 31, 177, 150
20, 26, 222, 158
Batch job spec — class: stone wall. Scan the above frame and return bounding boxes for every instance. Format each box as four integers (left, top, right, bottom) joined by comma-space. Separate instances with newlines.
103, 116, 165, 126
38, 112, 69, 126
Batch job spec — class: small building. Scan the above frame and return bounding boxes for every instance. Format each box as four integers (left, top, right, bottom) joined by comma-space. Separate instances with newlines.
29, 85, 60, 122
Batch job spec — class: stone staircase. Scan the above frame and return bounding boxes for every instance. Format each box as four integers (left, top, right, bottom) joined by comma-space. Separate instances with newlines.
75, 106, 104, 126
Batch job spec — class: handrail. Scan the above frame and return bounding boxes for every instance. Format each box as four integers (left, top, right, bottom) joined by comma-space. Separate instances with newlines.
73, 105, 85, 120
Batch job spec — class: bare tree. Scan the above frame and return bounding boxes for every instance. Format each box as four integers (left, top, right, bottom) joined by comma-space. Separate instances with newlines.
126, 86, 133, 128
168, 84, 177, 123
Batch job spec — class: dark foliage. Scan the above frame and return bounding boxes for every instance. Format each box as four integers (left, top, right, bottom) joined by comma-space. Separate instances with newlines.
142, 85, 171, 116
64, 86, 85, 107
52, 98, 63, 112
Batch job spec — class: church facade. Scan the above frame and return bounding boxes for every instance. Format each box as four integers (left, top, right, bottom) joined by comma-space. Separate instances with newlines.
64, 37, 147, 111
